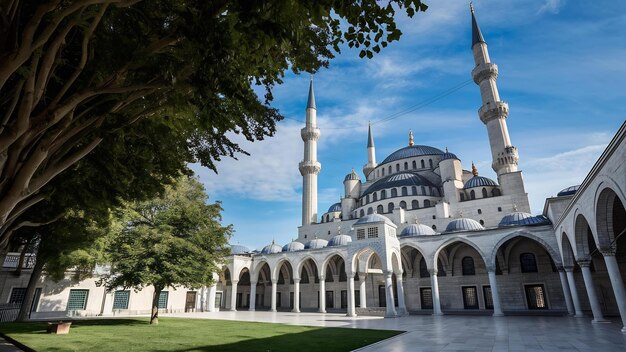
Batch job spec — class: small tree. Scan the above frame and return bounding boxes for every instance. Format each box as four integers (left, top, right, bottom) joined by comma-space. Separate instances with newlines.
103, 175, 231, 324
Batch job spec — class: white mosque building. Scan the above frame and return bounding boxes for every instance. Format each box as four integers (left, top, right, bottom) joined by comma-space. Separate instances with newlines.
0, 6, 624, 333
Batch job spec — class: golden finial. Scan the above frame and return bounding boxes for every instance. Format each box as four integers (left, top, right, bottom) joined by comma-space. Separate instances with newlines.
445, 147, 449, 153
409, 130, 414, 146
470, 1, 475, 13
471, 161, 478, 176
513, 204, 518, 212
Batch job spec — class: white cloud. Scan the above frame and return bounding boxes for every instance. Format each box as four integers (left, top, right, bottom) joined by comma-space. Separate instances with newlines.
538, 0, 565, 15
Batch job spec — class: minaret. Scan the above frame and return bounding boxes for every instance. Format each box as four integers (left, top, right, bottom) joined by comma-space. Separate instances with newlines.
470, 4, 518, 176
299, 78, 321, 225
362, 123, 377, 180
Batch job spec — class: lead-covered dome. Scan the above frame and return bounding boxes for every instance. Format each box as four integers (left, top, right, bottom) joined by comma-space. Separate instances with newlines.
381, 145, 444, 164
557, 185, 579, 197
400, 224, 437, 237
440, 151, 459, 161
344, 169, 361, 182
327, 202, 342, 213
305, 238, 328, 249
445, 218, 485, 233
282, 241, 305, 252
464, 175, 498, 189
499, 212, 551, 227
229, 244, 250, 255
362, 172, 437, 197
354, 213, 395, 227
328, 234, 352, 246
261, 242, 282, 254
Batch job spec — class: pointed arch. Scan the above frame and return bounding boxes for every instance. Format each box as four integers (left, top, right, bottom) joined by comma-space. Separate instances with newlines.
433, 237, 488, 272
489, 230, 562, 269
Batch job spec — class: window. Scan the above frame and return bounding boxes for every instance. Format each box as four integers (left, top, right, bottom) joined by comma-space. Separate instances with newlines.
470, 190, 476, 200
432, 215, 436, 219
421, 186, 426, 195
424, 199, 431, 207
412, 200, 419, 209
460, 193, 465, 201
67, 289, 89, 310
492, 188, 501, 197
479, 220, 484, 225
158, 291, 169, 309
395, 164, 399, 172
357, 229, 365, 240
366, 195, 370, 203
360, 210, 365, 217
412, 160, 417, 169
382, 168, 384, 176
482, 188, 488, 198
432, 225, 437, 231
373, 193, 378, 201
483, 286, 493, 309
419, 258, 429, 278
462, 257, 475, 276
429, 159, 433, 168
391, 188, 397, 197
367, 207, 373, 215
421, 160, 425, 168
381, 190, 386, 199
401, 187, 407, 196
404, 162, 408, 170
377, 205, 383, 214
9, 288, 26, 304
462, 286, 479, 309
388, 202, 394, 213
399, 201, 407, 209
412, 186, 417, 195
420, 288, 433, 309
388, 166, 392, 174
497, 207, 502, 212
367, 227, 378, 238
520, 253, 538, 273
477, 209, 482, 214
113, 290, 130, 309
525, 284, 548, 309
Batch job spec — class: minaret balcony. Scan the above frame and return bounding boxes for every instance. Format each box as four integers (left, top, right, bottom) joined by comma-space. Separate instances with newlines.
493, 146, 519, 170
472, 63, 498, 84
300, 126, 321, 141
478, 101, 508, 124
299, 160, 321, 175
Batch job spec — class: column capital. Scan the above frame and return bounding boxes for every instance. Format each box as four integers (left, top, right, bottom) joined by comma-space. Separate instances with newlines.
577, 259, 592, 268
250, 280, 258, 285
293, 278, 301, 283
599, 247, 616, 257
563, 265, 575, 272
319, 275, 325, 281
231, 279, 239, 285
428, 268, 438, 276
383, 270, 393, 278
555, 265, 565, 272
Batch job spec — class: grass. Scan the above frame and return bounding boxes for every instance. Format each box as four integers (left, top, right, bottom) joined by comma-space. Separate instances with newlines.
0, 317, 403, 352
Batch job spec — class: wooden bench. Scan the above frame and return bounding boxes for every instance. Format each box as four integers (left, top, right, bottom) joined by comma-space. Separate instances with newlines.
46, 322, 72, 334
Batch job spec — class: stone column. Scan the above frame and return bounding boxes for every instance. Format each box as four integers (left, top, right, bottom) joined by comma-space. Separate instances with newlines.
396, 274, 407, 316
565, 266, 584, 317
602, 251, 626, 332
359, 273, 367, 308
347, 274, 356, 317
230, 280, 238, 311
270, 281, 277, 312
557, 267, 575, 316
207, 283, 217, 312
486, 271, 503, 316
430, 269, 443, 315
578, 260, 608, 323
384, 271, 397, 317
249, 281, 257, 311
319, 277, 326, 313
293, 279, 301, 313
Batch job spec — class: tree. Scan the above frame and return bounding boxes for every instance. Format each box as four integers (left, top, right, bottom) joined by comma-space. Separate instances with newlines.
0, 1, 427, 242
103, 175, 231, 324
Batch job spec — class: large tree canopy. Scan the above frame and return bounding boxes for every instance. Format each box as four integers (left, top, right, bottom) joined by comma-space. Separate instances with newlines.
0, 0, 427, 240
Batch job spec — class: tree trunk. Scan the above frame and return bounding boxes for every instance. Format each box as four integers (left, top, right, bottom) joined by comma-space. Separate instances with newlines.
150, 286, 163, 325
14, 238, 32, 276
16, 255, 44, 321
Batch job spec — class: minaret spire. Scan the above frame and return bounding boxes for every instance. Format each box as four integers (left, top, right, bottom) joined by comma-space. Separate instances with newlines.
299, 77, 321, 225
363, 122, 377, 180
470, 2, 485, 48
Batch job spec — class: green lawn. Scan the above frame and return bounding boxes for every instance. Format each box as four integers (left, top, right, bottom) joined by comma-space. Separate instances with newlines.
0, 317, 403, 352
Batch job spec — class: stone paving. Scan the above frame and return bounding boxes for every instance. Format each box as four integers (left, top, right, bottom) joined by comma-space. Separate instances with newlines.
165, 311, 626, 352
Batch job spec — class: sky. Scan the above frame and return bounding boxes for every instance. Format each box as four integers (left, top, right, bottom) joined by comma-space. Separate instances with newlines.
192, 0, 626, 251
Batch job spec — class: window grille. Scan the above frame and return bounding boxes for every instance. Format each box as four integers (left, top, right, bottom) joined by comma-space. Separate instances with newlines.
9, 288, 26, 304
367, 227, 378, 238
113, 290, 130, 309
158, 291, 169, 309
357, 229, 365, 240
67, 289, 89, 310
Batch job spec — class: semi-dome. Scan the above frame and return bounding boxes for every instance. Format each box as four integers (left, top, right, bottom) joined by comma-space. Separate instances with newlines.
282, 241, 305, 252
557, 185, 579, 197
499, 212, 551, 227
229, 244, 250, 255
305, 238, 328, 249
381, 145, 444, 164
344, 169, 361, 182
327, 202, 342, 213
445, 218, 485, 233
464, 175, 498, 189
361, 172, 437, 197
328, 234, 352, 246
260, 241, 282, 254
354, 213, 395, 227
400, 223, 437, 237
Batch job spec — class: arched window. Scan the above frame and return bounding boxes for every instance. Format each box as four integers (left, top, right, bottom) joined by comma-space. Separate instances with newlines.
367, 207, 373, 215
497, 207, 502, 212
382, 168, 385, 176
432, 225, 437, 231
520, 253, 538, 273
492, 188, 501, 197
421, 186, 426, 195
424, 199, 431, 207
404, 162, 408, 170
412, 160, 417, 169
412, 186, 417, 195
460, 193, 465, 201
470, 190, 476, 200
396, 164, 400, 172
412, 200, 419, 209
421, 160, 425, 168
419, 258, 429, 278
373, 193, 378, 201
391, 188, 397, 197
429, 159, 433, 168
377, 205, 384, 214
462, 257, 475, 276
479, 219, 484, 225
360, 209, 365, 217
388, 166, 392, 174
381, 190, 386, 199
477, 209, 482, 214
482, 188, 488, 198
401, 187, 407, 196
388, 202, 394, 213
399, 201, 407, 209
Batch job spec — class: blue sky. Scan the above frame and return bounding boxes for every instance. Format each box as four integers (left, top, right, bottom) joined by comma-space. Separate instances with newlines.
193, 0, 626, 250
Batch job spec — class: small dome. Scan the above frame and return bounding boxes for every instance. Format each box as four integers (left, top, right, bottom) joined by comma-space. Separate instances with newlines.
400, 224, 437, 237
260, 242, 282, 254
381, 145, 444, 164
445, 218, 485, 233
440, 149, 459, 162
499, 212, 551, 227
354, 213, 395, 227
344, 170, 361, 182
327, 202, 342, 213
557, 185, 579, 197
282, 241, 305, 252
464, 175, 498, 189
305, 238, 328, 249
229, 244, 250, 255
328, 234, 352, 246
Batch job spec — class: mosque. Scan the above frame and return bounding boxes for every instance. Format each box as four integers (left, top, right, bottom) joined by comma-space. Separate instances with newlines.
0, 6, 624, 334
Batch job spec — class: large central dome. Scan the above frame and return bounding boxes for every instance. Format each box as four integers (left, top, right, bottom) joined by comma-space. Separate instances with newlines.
381, 145, 444, 164
362, 172, 437, 196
